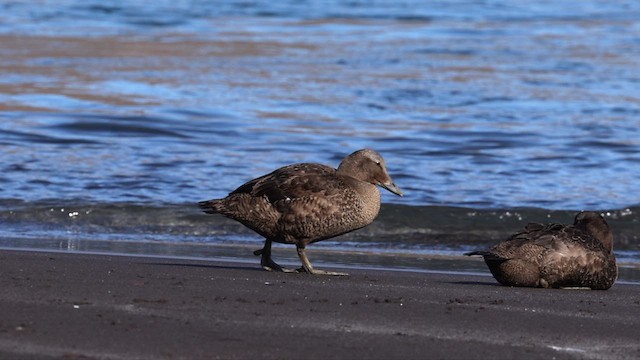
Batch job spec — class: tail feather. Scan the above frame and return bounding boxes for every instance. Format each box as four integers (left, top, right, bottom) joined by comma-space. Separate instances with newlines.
198, 199, 224, 214
465, 251, 492, 257
465, 250, 508, 261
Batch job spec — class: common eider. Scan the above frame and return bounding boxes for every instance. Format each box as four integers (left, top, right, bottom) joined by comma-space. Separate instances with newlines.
199, 149, 403, 275
466, 211, 617, 290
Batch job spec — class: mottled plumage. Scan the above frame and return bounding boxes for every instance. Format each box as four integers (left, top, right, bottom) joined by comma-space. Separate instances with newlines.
466, 211, 617, 290
199, 149, 403, 275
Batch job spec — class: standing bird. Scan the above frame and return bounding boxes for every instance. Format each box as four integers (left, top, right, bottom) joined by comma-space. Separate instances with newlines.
198, 149, 403, 275
465, 211, 617, 289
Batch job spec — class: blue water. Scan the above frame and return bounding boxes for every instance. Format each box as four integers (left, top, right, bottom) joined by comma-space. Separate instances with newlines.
1, 1, 639, 278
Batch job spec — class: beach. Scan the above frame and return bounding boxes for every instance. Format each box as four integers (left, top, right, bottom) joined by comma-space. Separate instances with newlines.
1, 249, 638, 359
1, 2, 639, 358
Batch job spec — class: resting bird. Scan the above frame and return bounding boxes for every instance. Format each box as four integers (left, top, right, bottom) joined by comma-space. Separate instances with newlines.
198, 149, 403, 275
465, 211, 617, 289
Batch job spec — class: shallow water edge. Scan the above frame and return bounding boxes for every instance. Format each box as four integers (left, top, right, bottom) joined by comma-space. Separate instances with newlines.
2, 199, 638, 282
1, 227, 639, 284
1, 241, 639, 286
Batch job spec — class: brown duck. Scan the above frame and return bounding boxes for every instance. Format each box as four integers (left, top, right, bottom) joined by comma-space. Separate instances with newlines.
198, 149, 403, 275
466, 211, 617, 289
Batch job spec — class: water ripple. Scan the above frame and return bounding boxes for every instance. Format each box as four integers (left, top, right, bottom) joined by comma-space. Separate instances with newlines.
0, 0, 639, 211
51, 120, 189, 139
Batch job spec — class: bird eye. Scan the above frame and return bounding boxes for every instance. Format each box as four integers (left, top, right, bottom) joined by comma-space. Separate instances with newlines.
375, 161, 381, 166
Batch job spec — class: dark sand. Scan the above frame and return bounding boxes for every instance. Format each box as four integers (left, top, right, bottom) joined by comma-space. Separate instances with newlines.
1, 250, 639, 359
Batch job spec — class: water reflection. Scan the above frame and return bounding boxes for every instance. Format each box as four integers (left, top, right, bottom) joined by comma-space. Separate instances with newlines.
3, 238, 640, 284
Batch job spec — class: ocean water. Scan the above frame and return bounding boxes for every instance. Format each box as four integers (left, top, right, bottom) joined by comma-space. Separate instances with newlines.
1, 1, 639, 281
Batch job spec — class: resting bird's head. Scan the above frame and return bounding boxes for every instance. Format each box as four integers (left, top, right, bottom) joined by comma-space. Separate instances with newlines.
574, 211, 614, 252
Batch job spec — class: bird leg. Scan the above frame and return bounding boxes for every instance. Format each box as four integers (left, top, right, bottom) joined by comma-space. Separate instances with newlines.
296, 246, 348, 276
254, 239, 295, 273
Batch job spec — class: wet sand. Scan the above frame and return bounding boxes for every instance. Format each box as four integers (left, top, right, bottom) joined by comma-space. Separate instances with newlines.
1, 249, 639, 359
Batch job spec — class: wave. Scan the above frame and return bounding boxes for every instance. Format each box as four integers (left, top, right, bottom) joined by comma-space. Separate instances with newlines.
1, 199, 638, 251
2, 199, 639, 282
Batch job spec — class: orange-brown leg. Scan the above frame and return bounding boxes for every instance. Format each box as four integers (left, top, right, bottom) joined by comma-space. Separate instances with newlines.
296, 245, 347, 276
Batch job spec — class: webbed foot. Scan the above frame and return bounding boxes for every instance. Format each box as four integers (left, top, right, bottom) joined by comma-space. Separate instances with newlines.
296, 247, 348, 276
254, 244, 296, 273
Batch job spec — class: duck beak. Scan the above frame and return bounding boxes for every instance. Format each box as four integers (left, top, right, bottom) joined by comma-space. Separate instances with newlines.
380, 180, 404, 197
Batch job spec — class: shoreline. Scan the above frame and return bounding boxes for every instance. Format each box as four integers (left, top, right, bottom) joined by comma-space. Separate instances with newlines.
2, 239, 640, 284
1, 249, 639, 359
